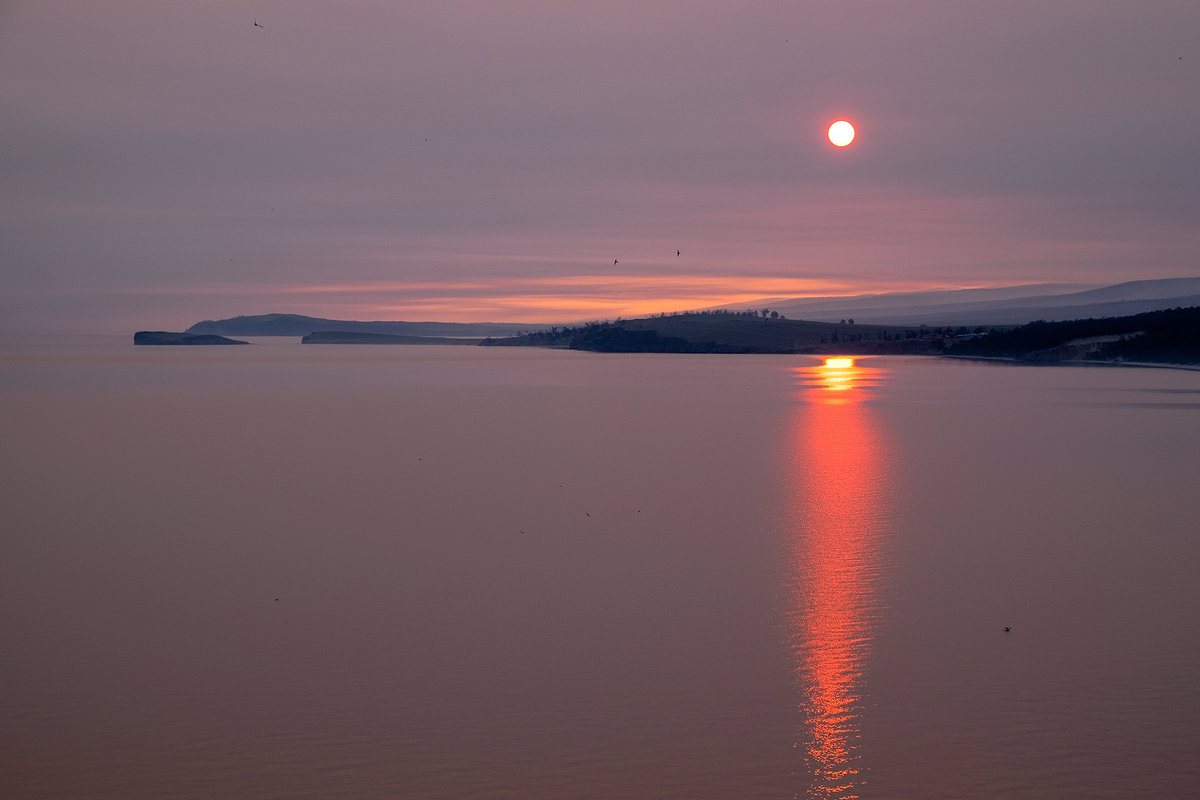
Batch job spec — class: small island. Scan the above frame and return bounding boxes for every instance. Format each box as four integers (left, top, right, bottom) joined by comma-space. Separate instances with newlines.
134, 331, 248, 345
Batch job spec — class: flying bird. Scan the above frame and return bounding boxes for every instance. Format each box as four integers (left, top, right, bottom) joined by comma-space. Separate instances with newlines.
614, 259, 618, 265
254, 18, 264, 28
676, 250, 680, 256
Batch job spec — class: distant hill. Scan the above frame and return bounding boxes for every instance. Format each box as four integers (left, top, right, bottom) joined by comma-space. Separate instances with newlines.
187, 313, 550, 338
718, 277, 1200, 326
483, 311, 946, 354
483, 305, 1200, 363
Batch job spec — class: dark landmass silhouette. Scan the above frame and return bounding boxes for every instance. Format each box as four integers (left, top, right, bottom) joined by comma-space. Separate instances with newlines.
482, 310, 949, 354
483, 306, 1200, 365
945, 306, 1200, 366
173, 278, 1200, 363
134, 331, 248, 345
183, 278, 1200, 341
187, 313, 549, 338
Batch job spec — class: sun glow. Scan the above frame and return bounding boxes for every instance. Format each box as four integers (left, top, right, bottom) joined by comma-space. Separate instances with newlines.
827, 120, 855, 147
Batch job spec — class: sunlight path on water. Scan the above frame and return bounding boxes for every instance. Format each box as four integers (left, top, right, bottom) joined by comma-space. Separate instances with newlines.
786, 358, 893, 798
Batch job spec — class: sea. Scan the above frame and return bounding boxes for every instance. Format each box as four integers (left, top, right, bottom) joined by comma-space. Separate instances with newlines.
2, 337, 1198, 799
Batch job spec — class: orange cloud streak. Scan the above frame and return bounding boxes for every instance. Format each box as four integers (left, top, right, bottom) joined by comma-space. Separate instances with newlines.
99, 272, 1014, 324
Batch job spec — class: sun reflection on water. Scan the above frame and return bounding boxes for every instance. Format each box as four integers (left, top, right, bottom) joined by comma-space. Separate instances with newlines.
786, 357, 891, 798
795, 357, 885, 401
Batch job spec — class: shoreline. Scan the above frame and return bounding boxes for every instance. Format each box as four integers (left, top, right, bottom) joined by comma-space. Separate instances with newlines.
940, 354, 1200, 371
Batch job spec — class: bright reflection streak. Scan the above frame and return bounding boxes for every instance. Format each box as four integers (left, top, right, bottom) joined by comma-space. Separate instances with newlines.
820, 359, 857, 395
794, 357, 885, 404
786, 358, 891, 798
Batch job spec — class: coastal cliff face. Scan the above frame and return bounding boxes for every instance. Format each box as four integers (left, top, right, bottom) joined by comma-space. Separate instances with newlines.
134, 331, 248, 345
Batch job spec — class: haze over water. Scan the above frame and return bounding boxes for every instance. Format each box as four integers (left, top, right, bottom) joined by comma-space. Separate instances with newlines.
2, 339, 1198, 798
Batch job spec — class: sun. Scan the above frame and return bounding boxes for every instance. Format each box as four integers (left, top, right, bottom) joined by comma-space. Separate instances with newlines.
827, 120, 855, 147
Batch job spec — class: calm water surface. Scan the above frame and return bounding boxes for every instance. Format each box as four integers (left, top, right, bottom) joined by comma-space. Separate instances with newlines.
2, 338, 1198, 798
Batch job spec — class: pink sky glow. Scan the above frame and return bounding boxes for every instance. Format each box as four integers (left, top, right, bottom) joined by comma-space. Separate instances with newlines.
2, 1, 1197, 332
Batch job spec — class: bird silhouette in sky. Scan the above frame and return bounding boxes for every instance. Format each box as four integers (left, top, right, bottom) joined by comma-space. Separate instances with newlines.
614, 259, 619, 265
254, 18, 264, 29
676, 250, 680, 256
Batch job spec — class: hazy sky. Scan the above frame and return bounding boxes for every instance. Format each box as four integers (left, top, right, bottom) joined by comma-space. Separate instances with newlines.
2, 1, 1198, 333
